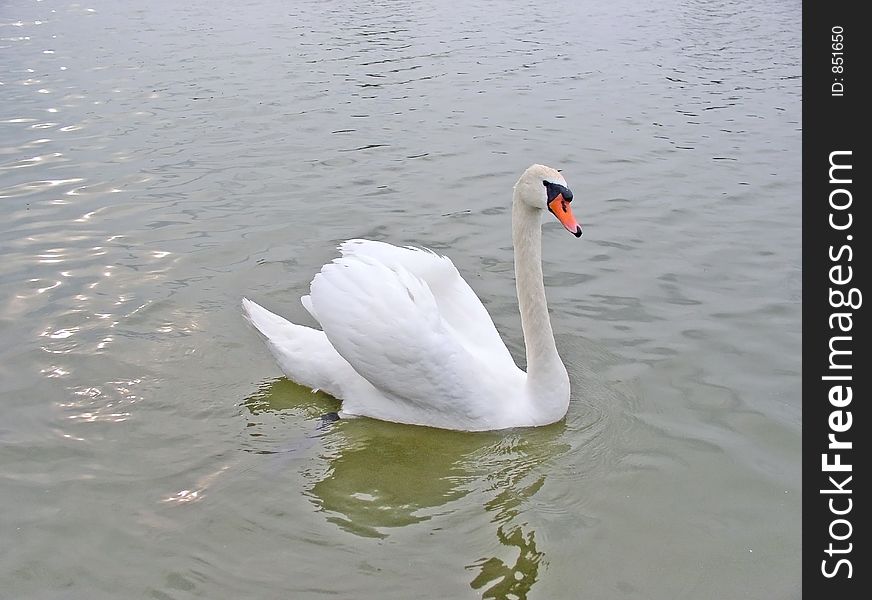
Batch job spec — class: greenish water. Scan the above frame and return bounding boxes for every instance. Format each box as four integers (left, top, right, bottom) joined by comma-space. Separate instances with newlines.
1, 0, 801, 598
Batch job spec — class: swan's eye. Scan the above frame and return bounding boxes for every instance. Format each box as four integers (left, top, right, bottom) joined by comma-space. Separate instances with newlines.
543, 180, 573, 205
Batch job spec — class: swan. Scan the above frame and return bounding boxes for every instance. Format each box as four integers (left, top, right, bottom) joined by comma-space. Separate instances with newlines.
242, 164, 582, 431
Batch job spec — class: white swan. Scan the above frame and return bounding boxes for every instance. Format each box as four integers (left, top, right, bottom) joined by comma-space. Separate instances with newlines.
242, 164, 582, 431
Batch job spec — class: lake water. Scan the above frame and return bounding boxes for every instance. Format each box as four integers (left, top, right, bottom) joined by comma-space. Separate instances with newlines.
1, 0, 801, 598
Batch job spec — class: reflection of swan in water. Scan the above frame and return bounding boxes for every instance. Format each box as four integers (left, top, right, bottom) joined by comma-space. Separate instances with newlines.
469, 472, 548, 599
309, 420, 492, 538
241, 378, 571, 595
469, 523, 545, 599
244, 378, 509, 537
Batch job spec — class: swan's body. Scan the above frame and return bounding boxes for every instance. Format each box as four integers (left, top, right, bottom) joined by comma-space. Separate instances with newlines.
243, 164, 582, 431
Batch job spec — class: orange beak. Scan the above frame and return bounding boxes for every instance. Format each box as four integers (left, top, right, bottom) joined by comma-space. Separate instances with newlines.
547, 194, 582, 237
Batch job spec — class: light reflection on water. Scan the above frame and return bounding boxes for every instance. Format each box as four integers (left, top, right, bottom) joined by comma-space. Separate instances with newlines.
1, 0, 800, 597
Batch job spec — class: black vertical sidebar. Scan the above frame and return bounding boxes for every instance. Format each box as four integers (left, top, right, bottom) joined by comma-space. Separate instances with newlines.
803, 0, 867, 596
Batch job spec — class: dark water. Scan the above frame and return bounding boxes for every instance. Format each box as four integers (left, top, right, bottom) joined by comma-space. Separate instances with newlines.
1, 0, 800, 598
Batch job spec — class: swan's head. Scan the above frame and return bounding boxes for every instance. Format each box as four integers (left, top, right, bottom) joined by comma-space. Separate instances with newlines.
515, 164, 582, 237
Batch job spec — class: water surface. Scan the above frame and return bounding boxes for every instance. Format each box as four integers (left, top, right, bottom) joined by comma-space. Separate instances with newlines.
1, 0, 801, 598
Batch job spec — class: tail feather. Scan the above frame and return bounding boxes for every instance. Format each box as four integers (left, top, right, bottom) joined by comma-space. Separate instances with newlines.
241, 298, 349, 398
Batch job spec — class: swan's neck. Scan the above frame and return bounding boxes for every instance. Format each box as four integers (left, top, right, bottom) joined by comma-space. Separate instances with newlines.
512, 193, 569, 406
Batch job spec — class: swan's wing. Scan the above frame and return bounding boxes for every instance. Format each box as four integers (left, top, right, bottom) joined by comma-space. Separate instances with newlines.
308, 254, 512, 424
337, 239, 515, 365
